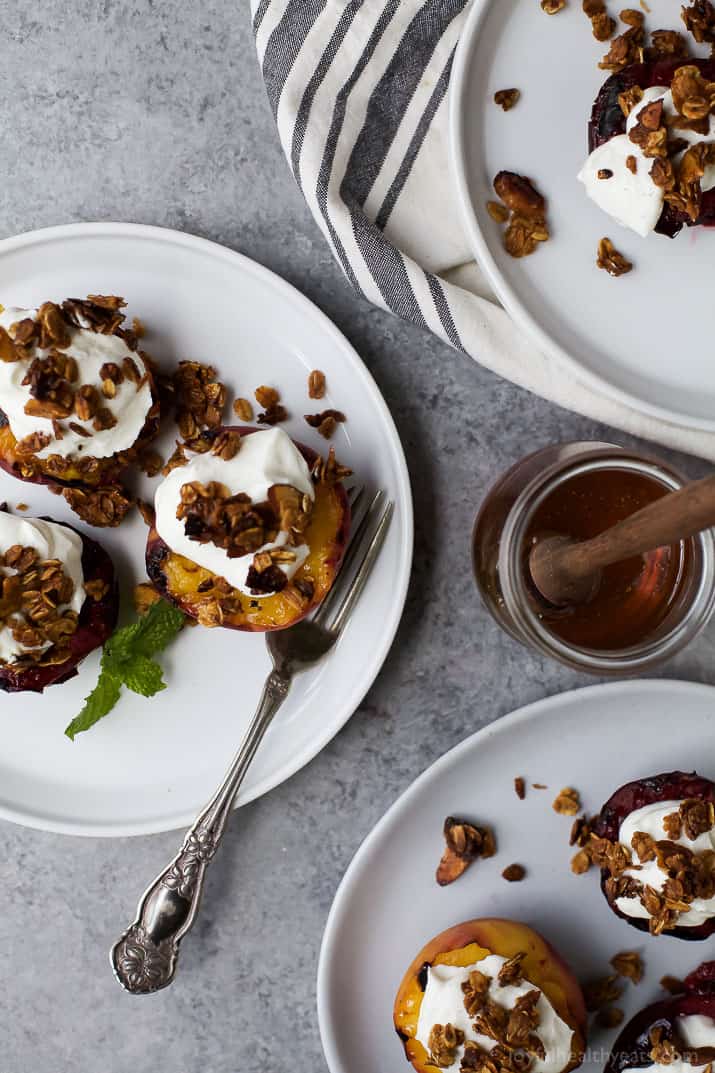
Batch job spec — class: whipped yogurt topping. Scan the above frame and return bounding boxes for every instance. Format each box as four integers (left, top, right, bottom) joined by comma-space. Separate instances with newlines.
0, 513, 85, 664
578, 85, 715, 237
415, 954, 574, 1073
0, 306, 153, 460
622, 1014, 715, 1073
616, 799, 715, 927
154, 427, 315, 597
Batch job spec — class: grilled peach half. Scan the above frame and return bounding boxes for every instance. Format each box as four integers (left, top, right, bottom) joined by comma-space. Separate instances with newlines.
0, 385, 160, 492
145, 428, 351, 632
394, 918, 587, 1073
0, 522, 118, 694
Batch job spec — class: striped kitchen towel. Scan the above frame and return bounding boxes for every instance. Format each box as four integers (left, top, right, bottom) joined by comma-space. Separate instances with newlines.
251, 0, 715, 461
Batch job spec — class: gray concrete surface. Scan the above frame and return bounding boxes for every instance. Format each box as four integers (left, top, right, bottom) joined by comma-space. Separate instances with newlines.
0, 3, 713, 1071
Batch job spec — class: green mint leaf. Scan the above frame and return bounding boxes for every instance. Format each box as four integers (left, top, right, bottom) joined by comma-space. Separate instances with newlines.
120, 654, 167, 698
64, 669, 122, 740
132, 599, 185, 659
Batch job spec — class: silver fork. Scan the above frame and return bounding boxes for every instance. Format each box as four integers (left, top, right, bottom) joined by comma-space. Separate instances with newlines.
110, 488, 393, 995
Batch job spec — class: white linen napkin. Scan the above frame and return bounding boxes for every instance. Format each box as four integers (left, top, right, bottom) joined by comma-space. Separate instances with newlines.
251, 0, 715, 462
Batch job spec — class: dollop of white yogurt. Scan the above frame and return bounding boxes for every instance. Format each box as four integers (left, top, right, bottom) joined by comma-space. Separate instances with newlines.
0, 306, 153, 460
154, 426, 315, 597
622, 1014, 715, 1073
616, 799, 715, 927
578, 85, 715, 237
0, 513, 85, 664
415, 954, 574, 1073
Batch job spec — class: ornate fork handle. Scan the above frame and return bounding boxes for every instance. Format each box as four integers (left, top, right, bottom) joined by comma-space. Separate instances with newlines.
111, 668, 291, 995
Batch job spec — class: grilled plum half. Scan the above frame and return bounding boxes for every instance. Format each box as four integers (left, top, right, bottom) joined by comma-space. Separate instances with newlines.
592, 770, 715, 941
0, 522, 118, 693
589, 58, 715, 237
604, 979, 715, 1073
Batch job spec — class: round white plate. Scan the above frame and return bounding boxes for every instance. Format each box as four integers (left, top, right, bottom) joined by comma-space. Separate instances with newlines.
450, 0, 715, 429
0, 222, 412, 837
318, 679, 715, 1073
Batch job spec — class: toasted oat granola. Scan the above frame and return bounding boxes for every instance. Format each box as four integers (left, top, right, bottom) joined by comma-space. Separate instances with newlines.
428, 1023, 465, 1068
502, 863, 526, 882
597, 238, 633, 277
552, 787, 581, 815
610, 950, 644, 983
308, 369, 326, 399
0, 541, 81, 668
173, 360, 226, 440
61, 484, 134, 528
491, 173, 550, 258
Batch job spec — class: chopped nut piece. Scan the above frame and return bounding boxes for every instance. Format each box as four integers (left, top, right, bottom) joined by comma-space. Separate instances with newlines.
571, 848, 593, 874
650, 1025, 680, 1064
592, 12, 617, 39
626, 154, 638, 173
611, 950, 643, 983
257, 404, 288, 426
498, 953, 527, 987
462, 971, 491, 1017
436, 816, 496, 887
631, 830, 656, 862
254, 385, 280, 410
599, 18, 645, 70
583, 975, 623, 1011
597, 237, 633, 277
494, 172, 545, 217
308, 369, 326, 399
62, 485, 134, 528
173, 360, 226, 438
494, 89, 521, 111
211, 429, 242, 461
682, 0, 715, 44
233, 397, 254, 422
93, 407, 117, 432
619, 85, 644, 117
541, 0, 566, 12
502, 863, 526, 882
487, 200, 510, 223
553, 787, 581, 815
647, 29, 689, 59
597, 1007, 625, 1029
514, 776, 526, 800
428, 1023, 465, 1068
598, 168, 614, 179
680, 798, 715, 840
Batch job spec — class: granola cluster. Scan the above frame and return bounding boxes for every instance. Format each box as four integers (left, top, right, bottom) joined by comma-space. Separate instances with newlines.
172, 360, 227, 441
0, 544, 80, 668
436, 816, 497, 886
571, 799, 715, 934
597, 237, 633, 277
489, 173, 550, 259
0, 297, 151, 454
427, 956, 549, 1073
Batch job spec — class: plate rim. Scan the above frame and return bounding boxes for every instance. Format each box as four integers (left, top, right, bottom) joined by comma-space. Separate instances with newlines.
448, 0, 715, 434
316, 677, 715, 1073
0, 220, 414, 839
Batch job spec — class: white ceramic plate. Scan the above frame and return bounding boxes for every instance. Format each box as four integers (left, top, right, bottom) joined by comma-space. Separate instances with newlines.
450, 0, 715, 429
318, 679, 715, 1073
0, 222, 412, 837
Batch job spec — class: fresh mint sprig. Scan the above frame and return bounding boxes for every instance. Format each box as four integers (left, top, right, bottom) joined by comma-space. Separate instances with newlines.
65, 599, 186, 740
